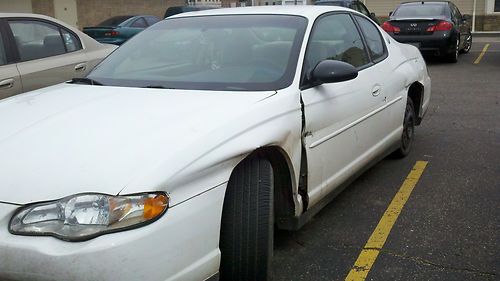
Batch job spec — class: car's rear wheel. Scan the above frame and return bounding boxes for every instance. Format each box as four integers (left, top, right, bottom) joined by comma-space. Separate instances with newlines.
219, 155, 274, 281
445, 37, 459, 63
393, 98, 415, 158
460, 33, 472, 54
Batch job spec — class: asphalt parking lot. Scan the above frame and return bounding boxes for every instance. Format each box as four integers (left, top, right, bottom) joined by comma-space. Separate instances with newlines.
271, 37, 500, 281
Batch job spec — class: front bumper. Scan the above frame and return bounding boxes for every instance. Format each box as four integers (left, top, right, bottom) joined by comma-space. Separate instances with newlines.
390, 31, 456, 54
0, 184, 226, 281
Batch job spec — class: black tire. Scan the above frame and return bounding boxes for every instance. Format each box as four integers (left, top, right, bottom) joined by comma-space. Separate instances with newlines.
445, 38, 459, 63
460, 33, 472, 54
393, 98, 415, 158
219, 155, 274, 281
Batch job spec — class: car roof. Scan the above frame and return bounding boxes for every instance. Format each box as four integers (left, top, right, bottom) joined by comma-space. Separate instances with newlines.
168, 6, 351, 20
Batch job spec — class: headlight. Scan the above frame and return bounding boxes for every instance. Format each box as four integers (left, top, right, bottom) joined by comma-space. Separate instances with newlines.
9, 192, 169, 242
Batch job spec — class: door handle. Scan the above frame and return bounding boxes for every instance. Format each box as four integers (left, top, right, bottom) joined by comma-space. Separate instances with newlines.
0, 78, 14, 89
372, 85, 381, 97
74, 63, 87, 72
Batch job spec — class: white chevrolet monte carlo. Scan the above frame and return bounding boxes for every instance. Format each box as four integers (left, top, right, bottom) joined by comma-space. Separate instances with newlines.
0, 6, 430, 281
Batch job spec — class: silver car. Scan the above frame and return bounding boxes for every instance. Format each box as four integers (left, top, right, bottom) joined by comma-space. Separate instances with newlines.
0, 13, 116, 100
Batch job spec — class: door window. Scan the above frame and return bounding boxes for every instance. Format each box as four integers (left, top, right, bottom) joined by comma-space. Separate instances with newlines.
8, 20, 80, 62
304, 13, 369, 74
354, 15, 386, 62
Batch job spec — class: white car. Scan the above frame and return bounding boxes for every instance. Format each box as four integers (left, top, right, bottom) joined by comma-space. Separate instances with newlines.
0, 6, 430, 281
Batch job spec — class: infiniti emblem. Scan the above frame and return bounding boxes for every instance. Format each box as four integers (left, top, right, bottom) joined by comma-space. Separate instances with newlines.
410, 23, 418, 27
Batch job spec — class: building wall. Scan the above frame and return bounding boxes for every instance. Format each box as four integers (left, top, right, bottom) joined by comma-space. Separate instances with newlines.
32, 0, 55, 17
0, 0, 33, 13
54, 0, 78, 27
75, 0, 184, 29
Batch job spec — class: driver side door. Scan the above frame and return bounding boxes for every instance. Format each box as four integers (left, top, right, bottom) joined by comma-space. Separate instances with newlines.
300, 12, 388, 208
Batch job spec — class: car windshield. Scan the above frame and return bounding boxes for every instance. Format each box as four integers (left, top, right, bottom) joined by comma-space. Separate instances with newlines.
393, 3, 447, 18
87, 15, 307, 91
98, 16, 135, 27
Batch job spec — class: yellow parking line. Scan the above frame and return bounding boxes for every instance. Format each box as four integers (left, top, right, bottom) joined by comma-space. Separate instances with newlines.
345, 161, 428, 281
474, 44, 490, 64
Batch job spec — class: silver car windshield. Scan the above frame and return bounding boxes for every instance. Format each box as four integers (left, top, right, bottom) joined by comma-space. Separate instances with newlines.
88, 15, 308, 91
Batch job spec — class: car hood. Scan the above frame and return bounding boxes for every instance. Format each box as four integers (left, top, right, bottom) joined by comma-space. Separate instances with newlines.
0, 84, 274, 205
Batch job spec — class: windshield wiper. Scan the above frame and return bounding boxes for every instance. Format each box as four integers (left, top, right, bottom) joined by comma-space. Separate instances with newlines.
68, 78, 103, 86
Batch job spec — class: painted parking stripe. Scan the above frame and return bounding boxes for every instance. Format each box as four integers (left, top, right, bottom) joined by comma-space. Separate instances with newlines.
474, 44, 490, 64
345, 161, 429, 281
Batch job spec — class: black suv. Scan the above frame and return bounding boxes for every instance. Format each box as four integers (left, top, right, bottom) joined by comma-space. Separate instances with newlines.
382, 1, 472, 63
314, 0, 379, 24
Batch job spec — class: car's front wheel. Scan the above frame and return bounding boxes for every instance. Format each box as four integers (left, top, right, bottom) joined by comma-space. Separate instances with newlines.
219, 155, 274, 281
393, 98, 415, 158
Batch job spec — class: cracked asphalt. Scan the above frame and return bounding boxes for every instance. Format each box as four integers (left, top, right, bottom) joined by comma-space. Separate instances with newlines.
271, 37, 500, 281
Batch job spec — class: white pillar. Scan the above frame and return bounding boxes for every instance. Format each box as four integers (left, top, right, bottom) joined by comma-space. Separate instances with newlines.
472, 0, 477, 32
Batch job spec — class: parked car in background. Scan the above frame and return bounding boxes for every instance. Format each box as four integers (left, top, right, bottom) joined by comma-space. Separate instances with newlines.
382, 1, 472, 63
83, 15, 161, 45
0, 13, 116, 100
314, 0, 379, 24
164, 6, 217, 18
0, 6, 430, 281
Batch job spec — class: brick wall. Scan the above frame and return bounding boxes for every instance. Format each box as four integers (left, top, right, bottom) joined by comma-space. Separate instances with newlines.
475, 15, 500, 31
32, 0, 55, 17
75, 0, 185, 29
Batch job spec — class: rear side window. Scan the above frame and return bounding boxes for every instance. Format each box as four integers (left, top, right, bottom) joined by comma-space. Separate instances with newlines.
98, 16, 133, 27
8, 20, 82, 62
354, 15, 386, 62
145, 16, 160, 26
0, 33, 7, 66
61, 29, 80, 52
131, 18, 148, 28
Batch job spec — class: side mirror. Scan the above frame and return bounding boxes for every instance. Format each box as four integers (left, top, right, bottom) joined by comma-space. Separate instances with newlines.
310, 60, 358, 85
389, 11, 393, 17
370, 12, 379, 24
463, 14, 472, 22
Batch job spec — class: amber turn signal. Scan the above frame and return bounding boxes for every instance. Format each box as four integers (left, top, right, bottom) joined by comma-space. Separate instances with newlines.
143, 194, 169, 219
